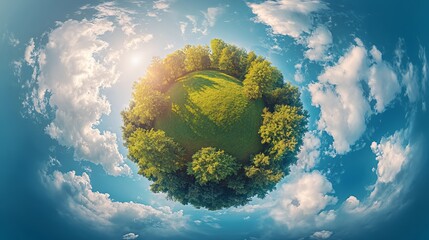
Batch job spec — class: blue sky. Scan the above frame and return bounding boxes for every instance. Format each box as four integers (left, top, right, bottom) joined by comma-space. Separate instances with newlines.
1, 0, 429, 239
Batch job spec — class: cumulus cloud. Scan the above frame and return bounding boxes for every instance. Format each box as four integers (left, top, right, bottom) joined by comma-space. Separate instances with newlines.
305, 25, 332, 61
122, 233, 139, 239
25, 18, 130, 176
368, 46, 401, 113
269, 171, 337, 229
309, 39, 371, 154
370, 129, 410, 184
341, 127, 414, 218
43, 170, 185, 235
248, 0, 328, 39
295, 131, 321, 171
341, 195, 362, 214
311, 230, 333, 239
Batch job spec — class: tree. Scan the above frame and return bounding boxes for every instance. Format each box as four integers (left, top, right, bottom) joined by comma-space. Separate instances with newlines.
243, 60, 281, 99
263, 82, 302, 111
183, 45, 211, 72
127, 129, 185, 180
188, 147, 239, 184
210, 38, 227, 68
121, 82, 169, 144
145, 57, 167, 91
218, 47, 234, 75
163, 50, 186, 84
132, 81, 169, 124
259, 105, 308, 160
246, 51, 265, 72
245, 153, 283, 197
218, 45, 248, 79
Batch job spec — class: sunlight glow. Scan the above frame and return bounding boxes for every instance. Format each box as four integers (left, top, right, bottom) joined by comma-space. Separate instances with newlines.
130, 54, 142, 66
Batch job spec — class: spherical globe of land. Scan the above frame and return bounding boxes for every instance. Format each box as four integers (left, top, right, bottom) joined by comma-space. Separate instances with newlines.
122, 39, 308, 210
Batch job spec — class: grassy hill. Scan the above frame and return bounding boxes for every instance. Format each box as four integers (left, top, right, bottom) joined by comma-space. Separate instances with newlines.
154, 70, 264, 161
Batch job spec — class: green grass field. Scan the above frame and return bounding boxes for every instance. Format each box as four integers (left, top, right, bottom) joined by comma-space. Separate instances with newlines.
154, 70, 264, 161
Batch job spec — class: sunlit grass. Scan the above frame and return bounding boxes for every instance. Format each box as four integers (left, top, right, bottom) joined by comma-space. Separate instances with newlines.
154, 70, 264, 161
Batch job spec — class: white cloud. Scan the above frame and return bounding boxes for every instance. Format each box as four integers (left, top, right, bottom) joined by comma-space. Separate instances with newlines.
403, 63, 420, 102
26, 19, 130, 176
153, 0, 170, 11
43, 170, 186, 235
93, 2, 137, 36
123, 233, 139, 240
311, 230, 333, 239
24, 38, 35, 65
185, 7, 223, 36
305, 25, 332, 61
7, 33, 20, 47
419, 45, 428, 110
124, 34, 154, 50
336, 127, 420, 239
248, 0, 328, 39
179, 21, 188, 34
164, 43, 174, 50
203, 7, 223, 27
370, 129, 410, 184
309, 39, 371, 154
295, 131, 321, 171
395, 39, 425, 105
341, 196, 363, 214
368, 45, 401, 113
269, 171, 337, 229
420, 46, 428, 92
294, 63, 305, 82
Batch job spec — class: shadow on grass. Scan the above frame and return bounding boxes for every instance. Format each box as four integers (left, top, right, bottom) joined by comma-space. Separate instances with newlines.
183, 75, 220, 92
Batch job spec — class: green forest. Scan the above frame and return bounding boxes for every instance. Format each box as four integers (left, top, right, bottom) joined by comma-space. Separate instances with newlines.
122, 39, 308, 210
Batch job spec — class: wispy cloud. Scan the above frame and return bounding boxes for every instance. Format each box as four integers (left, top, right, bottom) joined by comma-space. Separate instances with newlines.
184, 7, 223, 35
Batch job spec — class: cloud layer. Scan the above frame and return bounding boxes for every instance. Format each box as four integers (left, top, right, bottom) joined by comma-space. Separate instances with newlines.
43, 170, 185, 236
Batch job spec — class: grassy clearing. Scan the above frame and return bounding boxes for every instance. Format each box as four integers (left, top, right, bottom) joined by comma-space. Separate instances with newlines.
154, 70, 264, 161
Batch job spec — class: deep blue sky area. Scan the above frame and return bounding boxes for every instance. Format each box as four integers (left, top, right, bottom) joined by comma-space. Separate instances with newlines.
1, 1, 429, 239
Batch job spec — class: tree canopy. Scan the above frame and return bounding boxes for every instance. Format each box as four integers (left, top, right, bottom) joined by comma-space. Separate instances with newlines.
121, 39, 308, 210
188, 147, 239, 185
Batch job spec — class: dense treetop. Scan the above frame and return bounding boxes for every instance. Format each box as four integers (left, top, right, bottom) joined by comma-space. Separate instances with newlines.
122, 39, 308, 210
